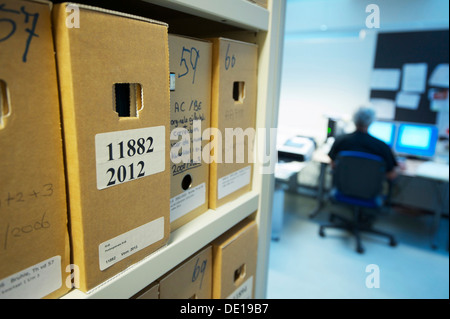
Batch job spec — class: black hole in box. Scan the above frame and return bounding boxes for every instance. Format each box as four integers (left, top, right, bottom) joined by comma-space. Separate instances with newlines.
0, 79, 10, 128
234, 264, 246, 284
114, 83, 143, 117
181, 174, 193, 191
233, 81, 245, 102
114, 83, 131, 117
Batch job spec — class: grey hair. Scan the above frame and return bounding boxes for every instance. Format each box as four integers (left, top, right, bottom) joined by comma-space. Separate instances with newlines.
353, 106, 375, 128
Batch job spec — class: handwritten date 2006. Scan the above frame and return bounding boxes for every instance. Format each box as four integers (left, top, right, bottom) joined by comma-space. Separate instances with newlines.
3, 212, 50, 250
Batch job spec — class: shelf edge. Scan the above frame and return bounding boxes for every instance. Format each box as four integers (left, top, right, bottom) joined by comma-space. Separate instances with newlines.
141, 0, 269, 31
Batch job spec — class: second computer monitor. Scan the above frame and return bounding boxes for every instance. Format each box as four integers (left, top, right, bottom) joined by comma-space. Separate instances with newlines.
394, 123, 439, 158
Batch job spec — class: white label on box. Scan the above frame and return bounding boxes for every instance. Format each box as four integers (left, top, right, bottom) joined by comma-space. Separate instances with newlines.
98, 217, 164, 271
95, 126, 165, 190
0, 256, 62, 299
227, 276, 253, 299
170, 183, 206, 222
218, 166, 251, 199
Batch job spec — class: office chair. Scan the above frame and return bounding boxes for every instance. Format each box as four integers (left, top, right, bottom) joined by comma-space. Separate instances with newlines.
319, 151, 397, 254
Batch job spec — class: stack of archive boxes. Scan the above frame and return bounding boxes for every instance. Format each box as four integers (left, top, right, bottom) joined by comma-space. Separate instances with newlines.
0, 1, 260, 298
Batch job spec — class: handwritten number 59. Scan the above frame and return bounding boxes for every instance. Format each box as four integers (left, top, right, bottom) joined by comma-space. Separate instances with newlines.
179, 47, 200, 84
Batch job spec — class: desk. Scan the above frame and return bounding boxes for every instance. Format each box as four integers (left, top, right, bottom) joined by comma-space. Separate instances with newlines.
309, 148, 449, 248
308, 149, 331, 218
392, 160, 449, 248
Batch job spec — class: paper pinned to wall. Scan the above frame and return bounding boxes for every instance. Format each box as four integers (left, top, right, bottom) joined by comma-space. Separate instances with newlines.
436, 108, 449, 137
396, 91, 421, 109
429, 64, 449, 88
401, 63, 428, 93
370, 98, 396, 120
370, 69, 401, 91
431, 98, 449, 112
428, 88, 449, 112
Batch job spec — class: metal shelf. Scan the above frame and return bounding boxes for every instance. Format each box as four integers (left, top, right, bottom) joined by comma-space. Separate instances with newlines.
142, 0, 269, 31
62, 191, 259, 299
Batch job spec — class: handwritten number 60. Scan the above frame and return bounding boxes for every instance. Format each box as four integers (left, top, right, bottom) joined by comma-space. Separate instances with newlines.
225, 44, 236, 70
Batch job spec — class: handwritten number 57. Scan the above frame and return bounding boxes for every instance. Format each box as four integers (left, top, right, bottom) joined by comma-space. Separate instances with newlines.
0, 18, 16, 42
0, 5, 40, 63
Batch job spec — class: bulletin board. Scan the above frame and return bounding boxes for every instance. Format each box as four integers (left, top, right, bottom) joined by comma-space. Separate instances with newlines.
369, 30, 449, 124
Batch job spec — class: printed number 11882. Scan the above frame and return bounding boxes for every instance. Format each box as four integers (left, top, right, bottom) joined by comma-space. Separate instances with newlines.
95, 127, 165, 190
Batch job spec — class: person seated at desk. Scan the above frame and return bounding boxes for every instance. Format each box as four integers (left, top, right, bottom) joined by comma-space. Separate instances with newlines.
328, 106, 399, 181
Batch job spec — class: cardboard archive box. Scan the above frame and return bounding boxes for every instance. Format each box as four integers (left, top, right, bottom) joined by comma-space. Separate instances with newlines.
211, 218, 258, 299
208, 38, 258, 209
168, 34, 212, 230
159, 245, 212, 299
247, 0, 268, 9
52, 3, 171, 292
0, 0, 70, 299
132, 282, 159, 299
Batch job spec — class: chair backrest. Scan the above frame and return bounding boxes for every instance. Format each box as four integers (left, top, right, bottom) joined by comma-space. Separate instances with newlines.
333, 151, 386, 200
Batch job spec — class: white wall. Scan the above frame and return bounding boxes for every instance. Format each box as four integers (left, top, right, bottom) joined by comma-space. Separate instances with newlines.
278, 0, 449, 143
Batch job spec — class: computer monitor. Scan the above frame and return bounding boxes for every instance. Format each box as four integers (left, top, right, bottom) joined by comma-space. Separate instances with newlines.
368, 121, 396, 147
327, 118, 338, 138
394, 123, 439, 158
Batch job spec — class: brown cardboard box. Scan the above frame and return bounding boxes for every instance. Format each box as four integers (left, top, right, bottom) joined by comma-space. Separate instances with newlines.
208, 38, 258, 209
169, 34, 212, 230
159, 245, 212, 299
247, 0, 268, 9
52, 3, 171, 292
0, 0, 70, 299
211, 218, 258, 299
132, 282, 159, 299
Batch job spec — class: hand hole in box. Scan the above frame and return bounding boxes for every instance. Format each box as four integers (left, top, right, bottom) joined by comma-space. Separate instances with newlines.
233, 81, 245, 103
113, 83, 143, 117
0, 80, 11, 129
234, 263, 246, 285
181, 174, 193, 191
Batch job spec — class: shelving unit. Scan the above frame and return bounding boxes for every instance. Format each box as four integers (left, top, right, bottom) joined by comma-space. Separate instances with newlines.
142, 0, 270, 31
61, 0, 286, 299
